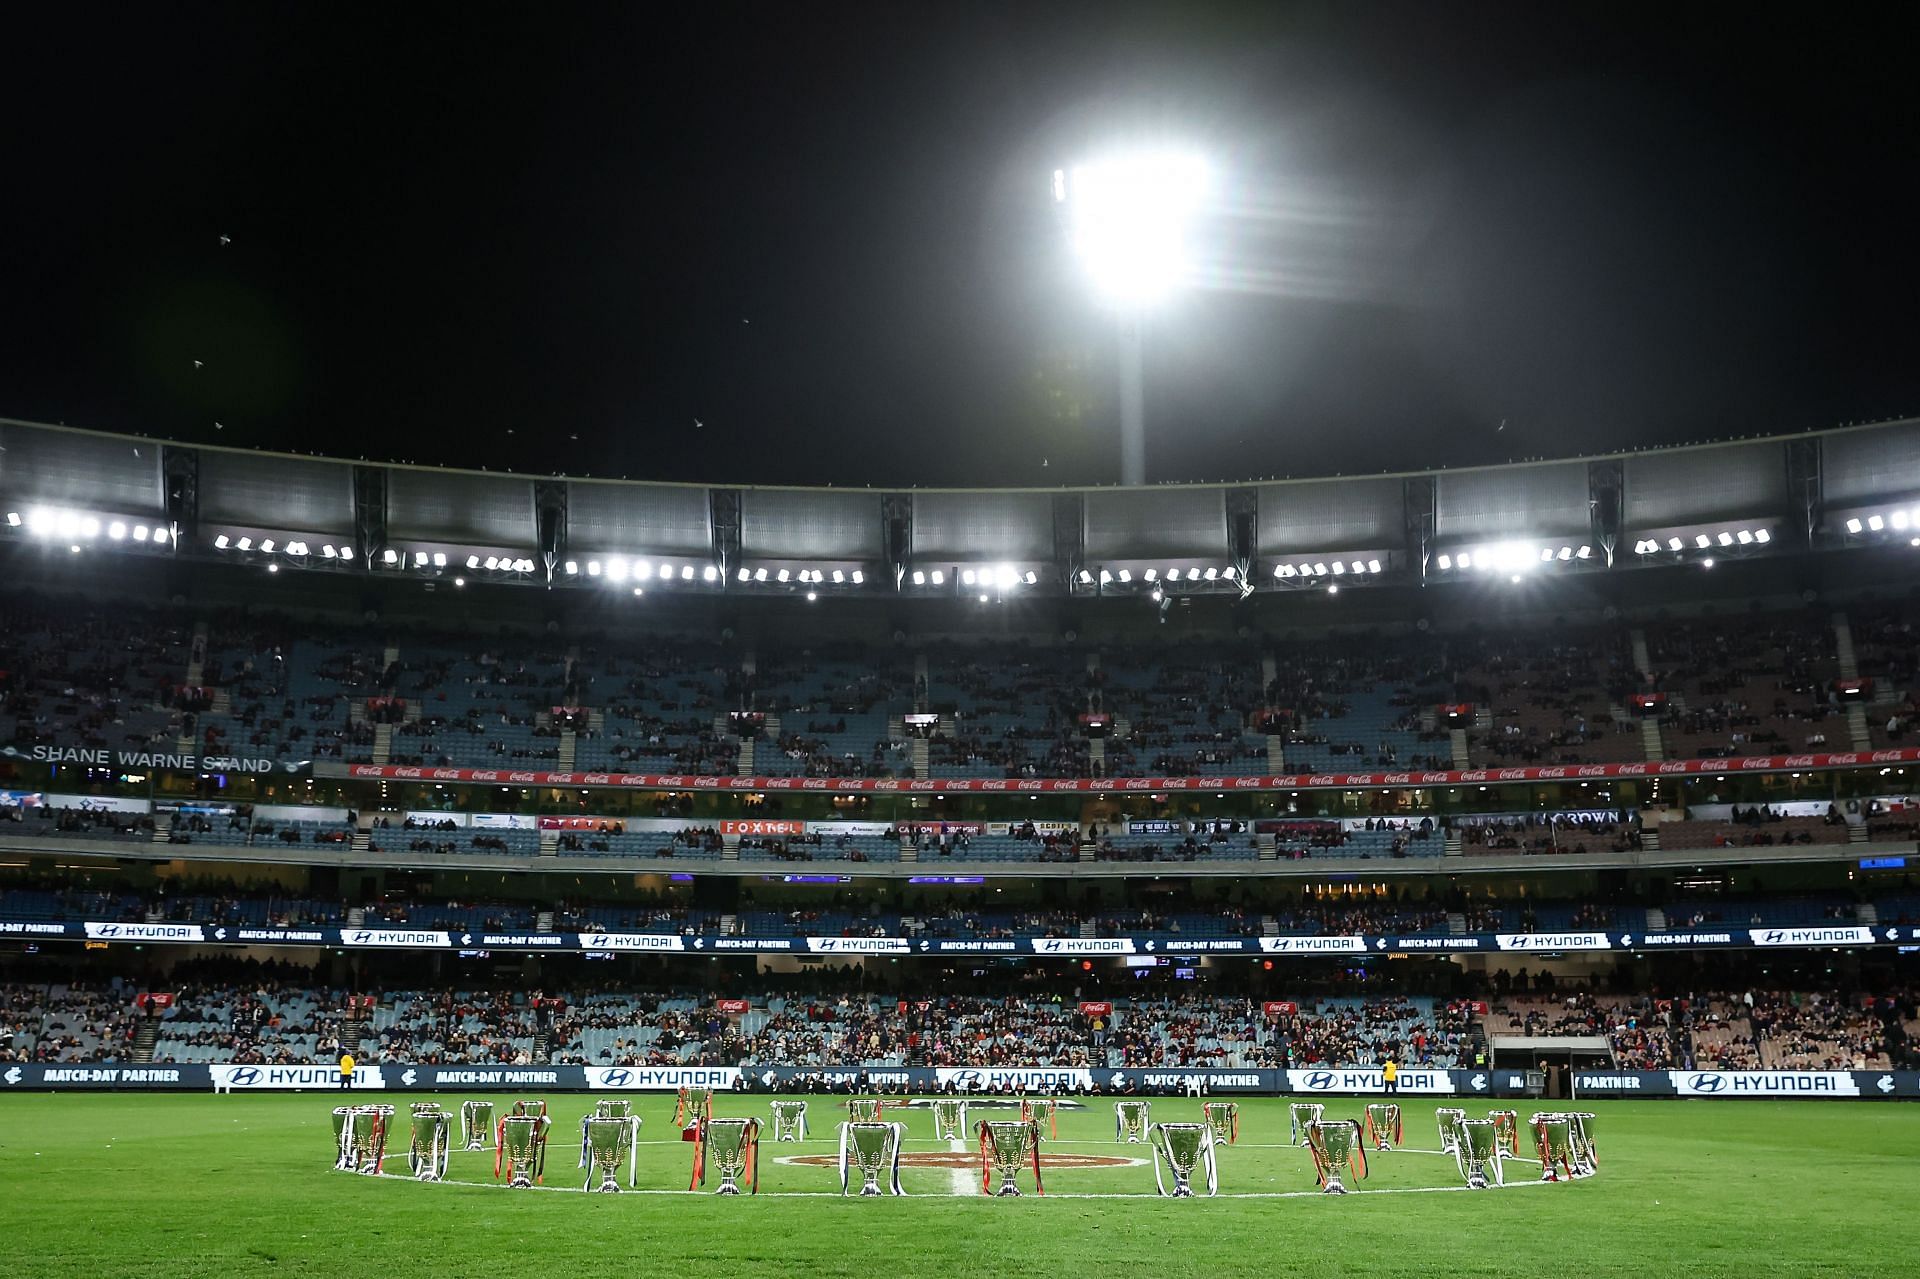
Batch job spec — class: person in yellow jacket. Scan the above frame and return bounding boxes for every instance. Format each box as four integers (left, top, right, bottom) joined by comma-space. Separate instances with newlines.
339, 1051, 356, 1090
1381, 1058, 1399, 1095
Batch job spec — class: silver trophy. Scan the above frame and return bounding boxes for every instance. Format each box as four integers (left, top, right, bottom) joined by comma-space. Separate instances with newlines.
1530, 1113, 1574, 1182
581, 1115, 636, 1193
847, 1097, 886, 1123
979, 1119, 1042, 1197
676, 1086, 712, 1129
1114, 1099, 1151, 1143
932, 1098, 967, 1142
336, 1104, 393, 1176
1567, 1112, 1597, 1178
1454, 1118, 1503, 1189
1435, 1107, 1467, 1154
460, 1100, 496, 1151
1306, 1119, 1366, 1194
595, 1098, 633, 1122
578, 1102, 642, 1182
408, 1104, 451, 1182
498, 1114, 544, 1188
1202, 1100, 1238, 1146
1149, 1122, 1218, 1197
1488, 1109, 1520, 1156
839, 1121, 906, 1196
1023, 1096, 1058, 1142
771, 1100, 809, 1142
330, 1106, 356, 1169
1364, 1102, 1401, 1150
701, 1117, 762, 1195
1288, 1102, 1324, 1146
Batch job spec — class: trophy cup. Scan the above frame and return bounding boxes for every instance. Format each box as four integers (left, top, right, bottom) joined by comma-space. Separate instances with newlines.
1455, 1118, 1503, 1189
460, 1100, 495, 1151
1288, 1102, 1323, 1145
847, 1098, 885, 1123
1567, 1112, 1597, 1178
348, 1105, 394, 1176
676, 1086, 712, 1129
978, 1119, 1042, 1197
771, 1100, 809, 1142
1202, 1100, 1238, 1145
1114, 1100, 1150, 1143
1435, 1107, 1467, 1154
582, 1115, 636, 1192
580, 1102, 641, 1172
1531, 1113, 1574, 1182
498, 1114, 544, 1188
1488, 1109, 1520, 1155
932, 1098, 967, 1142
1022, 1096, 1058, 1142
331, 1106, 356, 1169
839, 1121, 905, 1196
1364, 1102, 1402, 1151
595, 1098, 633, 1122
1149, 1122, 1217, 1197
408, 1104, 450, 1182
702, 1117, 761, 1195
1306, 1119, 1367, 1194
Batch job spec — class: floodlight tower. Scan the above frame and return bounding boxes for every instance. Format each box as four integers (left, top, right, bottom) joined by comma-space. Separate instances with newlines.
1053, 152, 1208, 487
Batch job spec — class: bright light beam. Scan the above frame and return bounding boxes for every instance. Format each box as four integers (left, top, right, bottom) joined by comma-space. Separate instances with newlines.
1055, 153, 1209, 308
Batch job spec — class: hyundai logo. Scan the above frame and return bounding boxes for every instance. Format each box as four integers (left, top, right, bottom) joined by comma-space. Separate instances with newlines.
1762, 930, 1784, 944
229, 1067, 260, 1087
350, 931, 372, 944
950, 1071, 983, 1088
1305, 1070, 1336, 1090
1688, 1072, 1726, 1093
97, 925, 119, 937
601, 1069, 632, 1087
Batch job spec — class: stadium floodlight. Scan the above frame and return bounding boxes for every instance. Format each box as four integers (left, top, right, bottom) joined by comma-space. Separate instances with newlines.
703, 565, 719, 582
454, 576, 465, 587
586, 559, 602, 576
1892, 512, 1910, 531
1327, 583, 1339, 595
1846, 517, 1864, 533
215, 534, 231, 550
1098, 569, 1112, 585
605, 557, 628, 581
266, 562, 279, 573
1667, 537, 1683, 551
1312, 562, 1328, 576
1367, 559, 1382, 573
1716, 531, 1734, 547
259, 539, 276, 553
680, 565, 693, 581
977, 592, 989, 604
912, 570, 926, 586
381, 548, 399, 565
1694, 534, 1712, 549
1703, 557, 1715, 568
1054, 150, 1210, 487
336, 544, 352, 559
1329, 561, 1344, 575
738, 567, 752, 583
1222, 565, 1238, 580
1576, 546, 1591, 559
481, 556, 496, 570
1203, 566, 1218, 580
1754, 528, 1770, 544
777, 568, 791, 583
3, 512, 17, 526
288, 542, 308, 556
1144, 568, 1158, 582
236, 537, 253, 551
432, 552, 446, 567
107, 521, 126, 540
564, 560, 578, 574
754, 567, 768, 582
633, 560, 653, 580
1116, 568, 1132, 583
806, 590, 817, 601
1868, 515, 1885, 531
1077, 569, 1093, 585
1736, 529, 1754, 544
961, 568, 977, 586
831, 569, 845, 583
851, 569, 864, 584
1435, 553, 1452, 570
1539, 547, 1554, 562
930, 569, 944, 585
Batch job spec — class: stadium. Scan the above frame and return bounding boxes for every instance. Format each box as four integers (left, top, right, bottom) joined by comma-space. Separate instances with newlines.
4, 8, 1919, 1279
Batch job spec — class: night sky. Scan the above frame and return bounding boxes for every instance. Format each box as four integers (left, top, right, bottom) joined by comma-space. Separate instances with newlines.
4, 4, 1916, 489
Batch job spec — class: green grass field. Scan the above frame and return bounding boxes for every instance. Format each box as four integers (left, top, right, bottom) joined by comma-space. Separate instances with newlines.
1, 1092, 1914, 1277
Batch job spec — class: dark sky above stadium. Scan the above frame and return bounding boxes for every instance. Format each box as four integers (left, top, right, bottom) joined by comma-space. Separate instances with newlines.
4, 4, 1916, 489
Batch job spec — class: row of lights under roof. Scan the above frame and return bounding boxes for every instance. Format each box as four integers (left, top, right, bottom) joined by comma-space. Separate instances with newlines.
465, 554, 537, 573
738, 567, 864, 584
565, 557, 714, 583
1275, 559, 1382, 578
1633, 528, 1770, 554
215, 534, 350, 558
8, 508, 174, 545
1079, 566, 1240, 585
1435, 542, 1595, 572
1845, 507, 1920, 541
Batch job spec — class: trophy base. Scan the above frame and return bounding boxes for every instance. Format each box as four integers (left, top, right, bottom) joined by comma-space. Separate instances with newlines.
993, 1185, 1023, 1197
1321, 1183, 1348, 1195
509, 1175, 532, 1189
1167, 1186, 1195, 1198
1466, 1174, 1488, 1190
593, 1183, 621, 1194
1540, 1170, 1562, 1183
715, 1182, 742, 1196
857, 1185, 883, 1197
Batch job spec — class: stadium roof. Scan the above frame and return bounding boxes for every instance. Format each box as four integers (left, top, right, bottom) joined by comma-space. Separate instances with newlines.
2, 415, 1918, 597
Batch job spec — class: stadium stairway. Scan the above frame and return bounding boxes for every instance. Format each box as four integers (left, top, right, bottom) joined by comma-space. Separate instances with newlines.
722, 834, 740, 862
538, 832, 559, 858
1449, 728, 1470, 768
1858, 902, 1879, 926
1260, 915, 1278, 935
1848, 823, 1870, 845
911, 734, 930, 779
1832, 611, 1858, 680
1257, 832, 1277, 860
1088, 736, 1106, 774
1846, 704, 1873, 751
557, 727, 576, 771
1444, 829, 1463, 857
150, 813, 172, 845
1637, 710, 1664, 761
1630, 627, 1655, 681
1646, 906, 1668, 932
133, 1019, 158, 1063
899, 837, 917, 863
1266, 735, 1285, 771
536, 909, 555, 932
372, 722, 393, 765
1446, 910, 1466, 933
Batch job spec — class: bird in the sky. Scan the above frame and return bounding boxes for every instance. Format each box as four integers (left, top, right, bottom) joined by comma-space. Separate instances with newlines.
694, 418, 704, 430
193, 360, 203, 369
218, 235, 231, 246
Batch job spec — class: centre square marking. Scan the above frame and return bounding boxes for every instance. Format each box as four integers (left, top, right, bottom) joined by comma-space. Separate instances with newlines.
781, 1151, 1144, 1170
